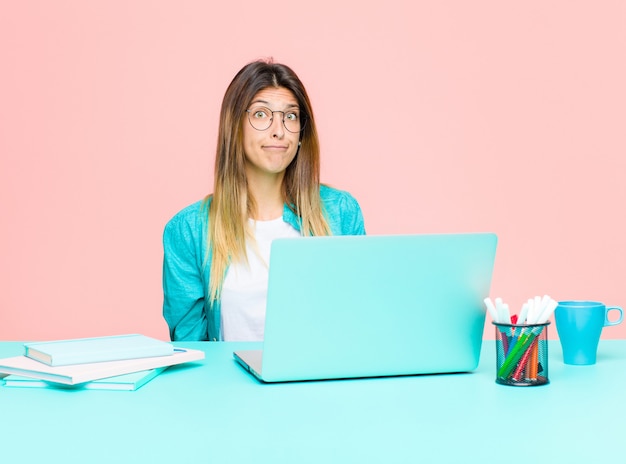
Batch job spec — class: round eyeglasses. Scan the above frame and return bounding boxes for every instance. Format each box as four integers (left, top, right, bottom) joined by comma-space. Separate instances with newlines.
246, 106, 305, 133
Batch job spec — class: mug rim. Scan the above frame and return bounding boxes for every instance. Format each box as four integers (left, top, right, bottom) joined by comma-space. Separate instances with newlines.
558, 300, 605, 307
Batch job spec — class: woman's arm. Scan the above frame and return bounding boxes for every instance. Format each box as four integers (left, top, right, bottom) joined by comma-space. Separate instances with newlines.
162, 203, 209, 341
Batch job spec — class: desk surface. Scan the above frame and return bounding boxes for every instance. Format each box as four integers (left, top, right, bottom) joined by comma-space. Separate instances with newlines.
1, 340, 623, 463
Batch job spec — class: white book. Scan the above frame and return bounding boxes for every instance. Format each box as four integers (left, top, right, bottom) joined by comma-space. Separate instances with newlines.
24, 334, 174, 366
0, 348, 204, 385
2, 367, 167, 391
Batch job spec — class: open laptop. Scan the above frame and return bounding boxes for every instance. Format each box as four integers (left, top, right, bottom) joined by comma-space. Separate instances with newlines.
234, 233, 497, 382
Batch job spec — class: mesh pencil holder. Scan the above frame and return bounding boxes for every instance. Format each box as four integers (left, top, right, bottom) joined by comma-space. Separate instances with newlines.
493, 322, 550, 386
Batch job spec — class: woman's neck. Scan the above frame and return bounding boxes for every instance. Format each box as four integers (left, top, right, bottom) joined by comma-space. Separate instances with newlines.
247, 171, 285, 221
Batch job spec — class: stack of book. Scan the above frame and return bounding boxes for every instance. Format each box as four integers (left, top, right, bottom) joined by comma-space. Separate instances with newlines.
0, 334, 204, 391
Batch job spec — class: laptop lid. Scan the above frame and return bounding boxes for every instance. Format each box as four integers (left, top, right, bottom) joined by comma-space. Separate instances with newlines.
234, 233, 497, 382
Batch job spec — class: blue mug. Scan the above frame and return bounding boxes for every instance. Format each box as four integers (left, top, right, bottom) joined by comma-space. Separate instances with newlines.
555, 301, 623, 365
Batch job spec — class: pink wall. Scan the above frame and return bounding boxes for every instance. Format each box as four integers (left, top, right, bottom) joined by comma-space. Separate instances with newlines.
1, 1, 624, 341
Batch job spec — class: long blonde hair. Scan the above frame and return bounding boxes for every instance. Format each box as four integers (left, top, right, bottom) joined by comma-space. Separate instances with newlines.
206, 59, 331, 303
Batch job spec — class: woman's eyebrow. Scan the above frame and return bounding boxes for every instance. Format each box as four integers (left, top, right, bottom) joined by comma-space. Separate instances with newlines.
249, 99, 299, 109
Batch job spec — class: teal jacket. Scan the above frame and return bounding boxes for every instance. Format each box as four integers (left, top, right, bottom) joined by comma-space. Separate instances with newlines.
162, 185, 366, 341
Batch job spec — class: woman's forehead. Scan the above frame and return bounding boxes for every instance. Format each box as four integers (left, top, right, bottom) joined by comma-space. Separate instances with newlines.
250, 86, 298, 107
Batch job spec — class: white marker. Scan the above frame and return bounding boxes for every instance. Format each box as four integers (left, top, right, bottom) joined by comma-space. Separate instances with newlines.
518, 302, 530, 325
526, 298, 538, 324
495, 298, 508, 323
502, 303, 511, 323
537, 298, 558, 323
483, 297, 499, 323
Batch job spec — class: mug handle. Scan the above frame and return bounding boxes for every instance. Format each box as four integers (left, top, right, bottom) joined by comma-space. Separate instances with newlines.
605, 306, 623, 326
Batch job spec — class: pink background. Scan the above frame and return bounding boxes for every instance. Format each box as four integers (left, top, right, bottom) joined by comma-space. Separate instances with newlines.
1, 1, 624, 341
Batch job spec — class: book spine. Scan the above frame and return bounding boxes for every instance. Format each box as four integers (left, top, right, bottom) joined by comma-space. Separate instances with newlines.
45, 347, 174, 366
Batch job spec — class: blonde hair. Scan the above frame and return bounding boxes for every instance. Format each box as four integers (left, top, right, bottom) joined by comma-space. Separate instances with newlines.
206, 59, 331, 303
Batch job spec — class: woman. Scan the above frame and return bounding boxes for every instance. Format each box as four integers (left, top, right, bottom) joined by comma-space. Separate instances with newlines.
163, 59, 365, 341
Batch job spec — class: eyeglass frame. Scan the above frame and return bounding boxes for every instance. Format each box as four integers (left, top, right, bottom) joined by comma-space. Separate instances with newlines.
245, 106, 307, 133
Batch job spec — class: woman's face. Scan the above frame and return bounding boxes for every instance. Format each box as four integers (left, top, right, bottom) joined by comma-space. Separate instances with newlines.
242, 86, 301, 180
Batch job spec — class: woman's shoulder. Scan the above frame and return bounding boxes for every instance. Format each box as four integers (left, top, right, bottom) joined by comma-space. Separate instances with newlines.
319, 184, 360, 208
319, 184, 366, 235
164, 197, 211, 237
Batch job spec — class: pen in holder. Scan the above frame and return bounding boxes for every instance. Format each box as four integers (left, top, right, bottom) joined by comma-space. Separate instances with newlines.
493, 322, 550, 386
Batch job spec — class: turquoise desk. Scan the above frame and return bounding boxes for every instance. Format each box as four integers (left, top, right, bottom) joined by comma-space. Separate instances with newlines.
1, 340, 623, 463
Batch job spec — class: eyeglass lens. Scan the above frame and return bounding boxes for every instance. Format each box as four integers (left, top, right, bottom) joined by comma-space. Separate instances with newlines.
246, 107, 304, 133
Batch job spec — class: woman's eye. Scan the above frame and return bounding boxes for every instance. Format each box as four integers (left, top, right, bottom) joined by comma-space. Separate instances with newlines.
253, 110, 268, 119
285, 112, 298, 121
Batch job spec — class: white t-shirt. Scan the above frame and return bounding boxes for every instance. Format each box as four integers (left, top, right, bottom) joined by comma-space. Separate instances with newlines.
220, 217, 300, 341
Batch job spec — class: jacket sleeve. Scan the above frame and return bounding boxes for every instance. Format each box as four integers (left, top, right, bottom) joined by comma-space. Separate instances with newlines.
323, 187, 366, 236
339, 191, 366, 235
162, 208, 209, 341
